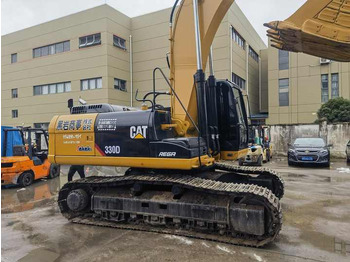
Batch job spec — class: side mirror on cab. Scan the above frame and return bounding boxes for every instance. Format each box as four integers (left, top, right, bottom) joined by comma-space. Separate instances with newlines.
327, 144, 333, 148
287, 142, 291, 147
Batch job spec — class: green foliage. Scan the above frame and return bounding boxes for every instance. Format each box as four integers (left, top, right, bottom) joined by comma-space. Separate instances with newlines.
317, 97, 350, 123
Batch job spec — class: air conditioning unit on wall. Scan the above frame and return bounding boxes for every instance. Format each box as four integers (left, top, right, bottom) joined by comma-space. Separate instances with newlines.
320, 58, 331, 64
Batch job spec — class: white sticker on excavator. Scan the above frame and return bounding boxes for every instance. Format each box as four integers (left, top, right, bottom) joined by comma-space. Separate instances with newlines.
130, 126, 147, 139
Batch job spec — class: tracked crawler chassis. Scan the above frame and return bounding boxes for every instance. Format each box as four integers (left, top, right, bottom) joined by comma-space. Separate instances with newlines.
59, 163, 283, 247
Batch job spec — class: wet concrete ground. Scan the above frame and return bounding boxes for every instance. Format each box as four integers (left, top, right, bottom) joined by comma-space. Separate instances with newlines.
2, 159, 350, 262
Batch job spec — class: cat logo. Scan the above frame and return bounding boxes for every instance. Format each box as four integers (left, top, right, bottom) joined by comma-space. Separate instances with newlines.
130, 126, 148, 139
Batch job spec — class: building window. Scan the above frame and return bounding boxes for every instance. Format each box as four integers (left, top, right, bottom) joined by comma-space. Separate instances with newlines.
11, 53, 17, 63
232, 27, 245, 49
113, 35, 126, 50
33, 81, 71, 96
33, 41, 70, 58
34, 122, 50, 130
232, 73, 246, 89
279, 78, 289, 106
321, 74, 329, 103
331, 73, 339, 98
279, 50, 289, 70
11, 88, 18, 98
79, 33, 101, 48
81, 77, 102, 90
114, 78, 127, 92
249, 47, 259, 62
12, 110, 18, 118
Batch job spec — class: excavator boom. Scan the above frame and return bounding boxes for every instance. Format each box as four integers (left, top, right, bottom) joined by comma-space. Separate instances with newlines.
265, 0, 350, 62
170, 0, 234, 128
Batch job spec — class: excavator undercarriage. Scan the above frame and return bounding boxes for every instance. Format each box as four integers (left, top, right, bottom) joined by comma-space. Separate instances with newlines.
59, 162, 283, 247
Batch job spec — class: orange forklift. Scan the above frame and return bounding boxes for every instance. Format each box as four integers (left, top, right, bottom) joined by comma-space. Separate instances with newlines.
1, 126, 60, 187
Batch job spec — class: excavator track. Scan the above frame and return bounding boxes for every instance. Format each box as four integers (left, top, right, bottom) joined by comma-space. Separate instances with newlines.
58, 173, 282, 247
214, 162, 285, 199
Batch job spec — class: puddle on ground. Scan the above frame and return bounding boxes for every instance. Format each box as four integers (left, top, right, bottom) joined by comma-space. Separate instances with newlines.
1, 176, 62, 214
336, 168, 350, 174
283, 198, 350, 258
300, 230, 349, 256
1, 165, 127, 214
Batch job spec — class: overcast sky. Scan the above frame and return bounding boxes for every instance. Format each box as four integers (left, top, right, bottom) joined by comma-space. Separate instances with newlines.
1, 0, 307, 44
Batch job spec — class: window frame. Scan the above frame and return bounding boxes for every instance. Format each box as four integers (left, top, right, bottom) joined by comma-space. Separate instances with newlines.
11, 53, 17, 63
56, 42, 64, 53
232, 27, 246, 50
49, 84, 57, 94
80, 77, 103, 91
278, 78, 289, 107
114, 78, 127, 92
249, 47, 259, 62
57, 83, 64, 93
65, 82, 71, 92
12, 109, 18, 118
33, 81, 71, 96
41, 46, 49, 56
331, 73, 339, 99
42, 85, 49, 95
113, 35, 127, 50
321, 74, 329, 103
79, 33, 101, 48
278, 50, 289, 70
11, 88, 18, 98
33, 40, 70, 58
232, 73, 246, 90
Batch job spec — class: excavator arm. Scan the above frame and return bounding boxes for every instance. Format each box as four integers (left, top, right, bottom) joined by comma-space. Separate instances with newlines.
169, 0, 234, 134
265, 0, 350, 62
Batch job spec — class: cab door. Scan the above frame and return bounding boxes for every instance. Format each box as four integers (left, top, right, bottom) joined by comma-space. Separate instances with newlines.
216, 81, 248, 160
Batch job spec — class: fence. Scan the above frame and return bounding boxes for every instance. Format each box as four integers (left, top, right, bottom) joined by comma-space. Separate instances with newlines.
269, 122, 350, 158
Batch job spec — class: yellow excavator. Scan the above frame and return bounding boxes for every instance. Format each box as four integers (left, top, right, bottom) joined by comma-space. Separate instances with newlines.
48, 0, 349, 247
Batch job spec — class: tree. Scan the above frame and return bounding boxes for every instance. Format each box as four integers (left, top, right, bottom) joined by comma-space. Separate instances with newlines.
317, 97, 350, 123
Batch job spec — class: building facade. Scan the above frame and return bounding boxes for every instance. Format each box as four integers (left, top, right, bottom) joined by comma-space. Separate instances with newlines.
267, 41, 350, 125
1, 3, 266, 128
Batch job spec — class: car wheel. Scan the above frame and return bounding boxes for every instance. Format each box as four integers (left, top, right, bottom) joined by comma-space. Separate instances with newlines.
18, 172, 34, 187
48, 164, 61, 179
347, 157, 350, 163
239, 158, 244, 166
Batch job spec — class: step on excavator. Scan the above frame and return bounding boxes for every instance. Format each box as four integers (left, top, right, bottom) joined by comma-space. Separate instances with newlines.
48, 0, 350, 247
